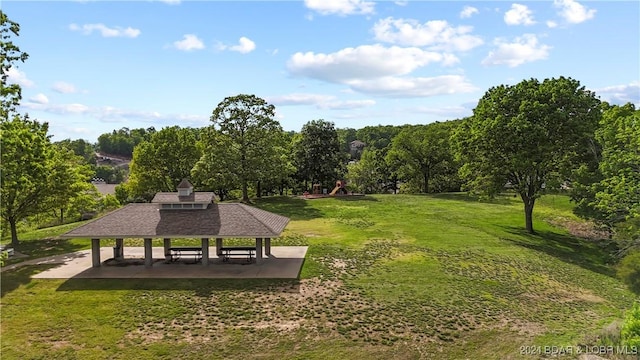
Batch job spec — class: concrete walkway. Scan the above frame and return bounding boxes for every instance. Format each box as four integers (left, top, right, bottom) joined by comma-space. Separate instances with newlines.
2, 246, 307, 279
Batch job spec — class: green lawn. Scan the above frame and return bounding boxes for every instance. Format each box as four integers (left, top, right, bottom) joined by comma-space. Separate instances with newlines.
1, 194, 637, 359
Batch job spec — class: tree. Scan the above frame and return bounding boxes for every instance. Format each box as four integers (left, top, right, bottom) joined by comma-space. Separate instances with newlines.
572, 103, 640, 252
294, 119, 345, 190
200, 94, 283, 202
1, 117, 92, 247
337, 127, 358, 159
97, 127, 155, 158
347, 148, 385, 193
56, 138, 97, 165
1, 10, 29, 120
192, 128, 240, 201
387, 122, 454, 194
356, 125, 402, 151
46, 144, 96, 224
455, 77, 601, 234
127, 126, 202, 201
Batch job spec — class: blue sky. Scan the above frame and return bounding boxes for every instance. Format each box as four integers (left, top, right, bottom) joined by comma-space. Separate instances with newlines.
5, 0, 640, 142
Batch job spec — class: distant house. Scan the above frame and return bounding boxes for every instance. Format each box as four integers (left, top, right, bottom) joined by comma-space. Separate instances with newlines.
349, 140, 366, 159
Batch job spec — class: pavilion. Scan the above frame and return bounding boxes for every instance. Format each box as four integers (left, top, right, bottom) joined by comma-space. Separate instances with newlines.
62, 179, 290, 268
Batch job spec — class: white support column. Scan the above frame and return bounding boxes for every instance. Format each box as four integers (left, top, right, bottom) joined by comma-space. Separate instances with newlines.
255, 238, 263, 264
201, 238, 209, 266
91, 238, 101, 267
144, 238, 153, 267
163, 238, 172, 262
216, 238, 223, 257
265, 237, 271, 256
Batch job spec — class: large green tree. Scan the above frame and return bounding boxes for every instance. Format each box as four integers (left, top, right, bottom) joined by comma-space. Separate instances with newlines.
455, 77, 601, 234
1, 10, 29, 120
1, 117, 92, 247
347, 148, 386, 193
198, 94, 283, 202
126, 126, 202, 201
387, 122, 454, 194
192, 129, 240, 201
46, 144, 96, 224
294, 119, 345, 190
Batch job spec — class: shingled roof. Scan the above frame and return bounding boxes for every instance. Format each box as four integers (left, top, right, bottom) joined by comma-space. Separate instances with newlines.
62, 203, 290, 239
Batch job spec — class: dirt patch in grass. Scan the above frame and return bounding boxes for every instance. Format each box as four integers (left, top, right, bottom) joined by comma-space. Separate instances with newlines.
548, 218, 611, 241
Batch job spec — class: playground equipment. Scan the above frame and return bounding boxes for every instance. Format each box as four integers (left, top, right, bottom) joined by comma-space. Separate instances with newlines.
303, 180, 359, 199
330, 180, 348, 196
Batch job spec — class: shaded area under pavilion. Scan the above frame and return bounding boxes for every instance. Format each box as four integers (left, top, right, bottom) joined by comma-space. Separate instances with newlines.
61, 180, 290, 268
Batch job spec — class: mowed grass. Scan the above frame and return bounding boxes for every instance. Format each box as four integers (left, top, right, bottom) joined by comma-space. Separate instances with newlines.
1, 193, 637, 359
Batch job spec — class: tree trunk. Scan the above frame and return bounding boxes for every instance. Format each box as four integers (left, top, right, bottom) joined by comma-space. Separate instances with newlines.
423, 167, 430, 194
242, 181, 249, 203
60, 208, 65, 224
256, 180, 262, 199
522, 196, 536, 234
10, 218, 19, 249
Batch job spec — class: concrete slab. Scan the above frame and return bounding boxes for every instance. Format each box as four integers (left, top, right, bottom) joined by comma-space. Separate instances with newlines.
24, 246, 307, 279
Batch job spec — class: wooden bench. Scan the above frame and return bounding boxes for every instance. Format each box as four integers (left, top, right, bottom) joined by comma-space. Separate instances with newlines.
220, 246, 255, 263
169, 247, 202, 263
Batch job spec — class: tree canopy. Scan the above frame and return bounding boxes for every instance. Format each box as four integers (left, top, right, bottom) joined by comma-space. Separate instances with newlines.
1, 117, 92, 247
126, 126, 202, 201
455, 77, 601, 234
1, 10, 29, 120
294, 119, 344, 190
387, 122, 455, 194
572, 103, 640, 252
97, 127, 155, 158
198, 94, 284, 202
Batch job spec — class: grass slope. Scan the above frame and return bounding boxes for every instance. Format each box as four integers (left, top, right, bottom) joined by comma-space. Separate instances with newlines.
1, 194, 637, 359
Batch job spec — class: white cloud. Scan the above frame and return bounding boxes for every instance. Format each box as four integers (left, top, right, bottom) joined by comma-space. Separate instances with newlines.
21, 101, 208, 125
553, 0, 596, 24
266, 93, 375, 109
394, 1, 408, 6
460, 6, 479, 19
504, 4, 536, 26
405, 104, 471, 117
595, 82, 640, 105
482, 34, 551, 67
346, 75, 476, 98
304, 0, 375, 16
29, 93, 49, 104
229, 37, 256, 54
52, 81, 78, 94
372, 17, 483, 52
26, 103, 91, 115
546, 20, 558, 28
172, 34, 205, 51
325, 99, 376, 110
156, 0, 180, 4
6, 67, 34, 87
287, 44, 458, 83
69, 23, 140, 38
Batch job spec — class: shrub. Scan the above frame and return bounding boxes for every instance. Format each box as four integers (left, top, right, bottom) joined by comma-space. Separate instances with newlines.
617, 251, 640, 294
621, 302, 640, 348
